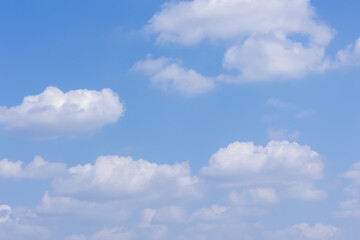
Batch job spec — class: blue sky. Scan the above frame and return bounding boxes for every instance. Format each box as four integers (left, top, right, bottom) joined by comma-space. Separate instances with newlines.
0, 0, 359, 239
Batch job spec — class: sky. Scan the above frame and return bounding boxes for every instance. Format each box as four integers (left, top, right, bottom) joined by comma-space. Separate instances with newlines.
0, 0, 359, 239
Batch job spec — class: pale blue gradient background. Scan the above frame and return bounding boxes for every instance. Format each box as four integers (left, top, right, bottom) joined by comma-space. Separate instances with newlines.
0, 0, 359, 239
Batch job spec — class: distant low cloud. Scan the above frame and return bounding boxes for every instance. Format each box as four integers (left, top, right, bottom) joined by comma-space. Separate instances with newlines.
132, 56, 215, 95
201, 140, 325, 200
0, 87, 124, 139
336, 37, 360, 66
52, 155, 200, 200
0, 204, 51, 240
265, 223, 339, 240
0, 156, 66, 179
335, 162, 360, 218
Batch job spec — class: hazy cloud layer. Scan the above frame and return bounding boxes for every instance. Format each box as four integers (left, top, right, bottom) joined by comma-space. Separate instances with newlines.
133, 56, 215, 95
0, 156, 66, 179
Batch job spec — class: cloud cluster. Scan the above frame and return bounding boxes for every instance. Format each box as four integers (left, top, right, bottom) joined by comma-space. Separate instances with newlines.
0, 87, 124, 139
135, 0, 360, 94
0, 140, 334, 239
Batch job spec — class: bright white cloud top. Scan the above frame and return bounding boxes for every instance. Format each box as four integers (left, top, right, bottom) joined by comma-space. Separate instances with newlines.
0, 87, 124, 138
147, 0, 334, 46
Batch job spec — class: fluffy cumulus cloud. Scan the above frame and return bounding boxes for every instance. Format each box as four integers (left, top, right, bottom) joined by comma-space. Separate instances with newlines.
201, 141, 325, 200
147, 0, 333, 45
132, 56, 215, 94
265, 223, 339, 240
141, 0, 348, 84
0, 156, 66, 179
0, 86, 124, 138
52, 155, 199, 200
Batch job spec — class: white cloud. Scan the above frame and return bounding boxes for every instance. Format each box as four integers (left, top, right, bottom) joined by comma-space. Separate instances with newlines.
267, 128, 299, 141
336, 199, 360, 218
190, 205, 228, 222
52, 155, 199, 200
283, 183, 326, 201
143, 0, 341, 81
0, 205, 11, 223
0, 86, 124, 139
201, 141, 322, 179
266, 98, 295, 109
335, 162, 360, 218
265, 223, 339, 240
133, 56, 215, 94
142, 207, 187, 225
64, 235, 86, 240
222, 34, 329, 81
0, 205, 51, 240
147, 0, 333, 46
343, 162, 360, 184
36, 192, 128, 222
201, 141, 325, 200
229, 188, 279, 205
336, 37, 360, 65
0, 156, 66, 179
90, 227, 132, 240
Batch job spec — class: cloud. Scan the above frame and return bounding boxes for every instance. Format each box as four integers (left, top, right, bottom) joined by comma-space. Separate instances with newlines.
343, 161, 360, 184
0, 205, 51, 240
201, 141, 325, 200
265, 223, 339, 240
201, 141, 322, 179
222, 34, 329, 81
266, 98, 295, 109
0, 205, 11, 223
336, 37, 360, 65
229, 188, 279, 205
52, 155, 200, 200
142, 0, 344, 82
267, 128, 299, 141
147, 0, 333, 46
336, 199, 360, 218
335, 162, 360, 218
0, 156, 66, 179
190, 205, 228, 222
65, 228, 132, 240
0, 86, 124, 139
132, 56, 215, 95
